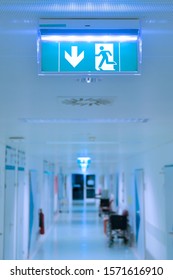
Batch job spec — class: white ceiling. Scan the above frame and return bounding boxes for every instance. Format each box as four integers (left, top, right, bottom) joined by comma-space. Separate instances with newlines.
0, 1, 173, 171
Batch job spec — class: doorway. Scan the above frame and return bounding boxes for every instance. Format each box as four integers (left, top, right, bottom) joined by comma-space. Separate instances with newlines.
3, 146, 16, 259
86, 174, 95, 199
72, 174, 84, 200
4, 166, 16, 259
134, 169, 146, 259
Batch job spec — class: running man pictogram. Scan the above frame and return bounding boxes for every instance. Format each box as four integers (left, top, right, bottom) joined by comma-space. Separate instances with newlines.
95, 45, 117, 70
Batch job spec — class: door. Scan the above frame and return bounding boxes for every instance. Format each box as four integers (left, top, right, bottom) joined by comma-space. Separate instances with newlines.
4, 167, 16, 259
86, 174, 95, 199
72, 174, 84, 200
3, 146, 17, 259
164, 165, 173, 259
16, 151, 26, 259
134, 169, 145, 259
16, 169, 25, 259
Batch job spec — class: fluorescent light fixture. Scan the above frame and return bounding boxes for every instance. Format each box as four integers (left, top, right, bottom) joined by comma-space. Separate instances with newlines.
21, 118, 149, 124
47, 141, 118, 145
41, 34, 138, 42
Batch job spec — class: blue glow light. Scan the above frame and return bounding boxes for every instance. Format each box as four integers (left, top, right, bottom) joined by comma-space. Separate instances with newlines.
77, 157, 91, 172
41, 34, 138, 42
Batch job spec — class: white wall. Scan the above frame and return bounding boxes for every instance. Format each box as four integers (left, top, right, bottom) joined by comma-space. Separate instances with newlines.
27, 157, 56, 258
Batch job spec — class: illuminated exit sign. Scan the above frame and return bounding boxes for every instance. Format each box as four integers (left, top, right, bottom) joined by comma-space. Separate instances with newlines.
38, 19, 141, 75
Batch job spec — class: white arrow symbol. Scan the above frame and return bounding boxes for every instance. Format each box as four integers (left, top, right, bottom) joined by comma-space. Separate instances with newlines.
65, 46, 84, 68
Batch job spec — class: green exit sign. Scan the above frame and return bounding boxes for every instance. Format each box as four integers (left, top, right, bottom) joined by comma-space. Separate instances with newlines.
38, 19, 141, 75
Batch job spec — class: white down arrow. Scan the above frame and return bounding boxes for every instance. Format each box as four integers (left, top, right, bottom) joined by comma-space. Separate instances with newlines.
65, 46, 84, 68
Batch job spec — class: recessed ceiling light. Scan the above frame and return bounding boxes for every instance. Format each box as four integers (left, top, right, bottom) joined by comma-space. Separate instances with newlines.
89, 136, 96, 142
47, 141, 118, 145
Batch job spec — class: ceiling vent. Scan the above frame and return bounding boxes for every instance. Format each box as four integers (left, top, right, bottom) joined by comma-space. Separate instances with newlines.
9, 136, 25, 140
62, 97, 112, 106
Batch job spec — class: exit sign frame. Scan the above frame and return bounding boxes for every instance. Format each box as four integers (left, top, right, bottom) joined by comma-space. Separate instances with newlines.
38, 19, 141, 75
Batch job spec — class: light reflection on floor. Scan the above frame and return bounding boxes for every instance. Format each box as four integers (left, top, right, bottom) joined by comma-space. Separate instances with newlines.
33, 202, 137, 260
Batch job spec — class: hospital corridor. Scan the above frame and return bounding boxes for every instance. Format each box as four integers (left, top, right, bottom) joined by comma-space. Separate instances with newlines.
1, 1, 173, 261
33, 202, 136, 260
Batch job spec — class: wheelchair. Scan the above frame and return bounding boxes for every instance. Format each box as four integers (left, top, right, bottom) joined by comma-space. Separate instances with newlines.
107, 213, 130, 247
98, 198, 111, 217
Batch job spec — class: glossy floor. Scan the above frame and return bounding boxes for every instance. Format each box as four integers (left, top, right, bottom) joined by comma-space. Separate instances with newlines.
33, 202, 137, 260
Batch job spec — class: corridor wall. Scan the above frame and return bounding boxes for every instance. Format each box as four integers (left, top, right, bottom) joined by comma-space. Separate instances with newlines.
0, 143, 5, 260
16, 150, 27, 260
3, 146, 18, 260
42, 161, 54, 230
116, 141, 173, 259
0, 145, 57, 260
28, 169, 39, 258
2, 146, 28, 260
28, 159, 55, 258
